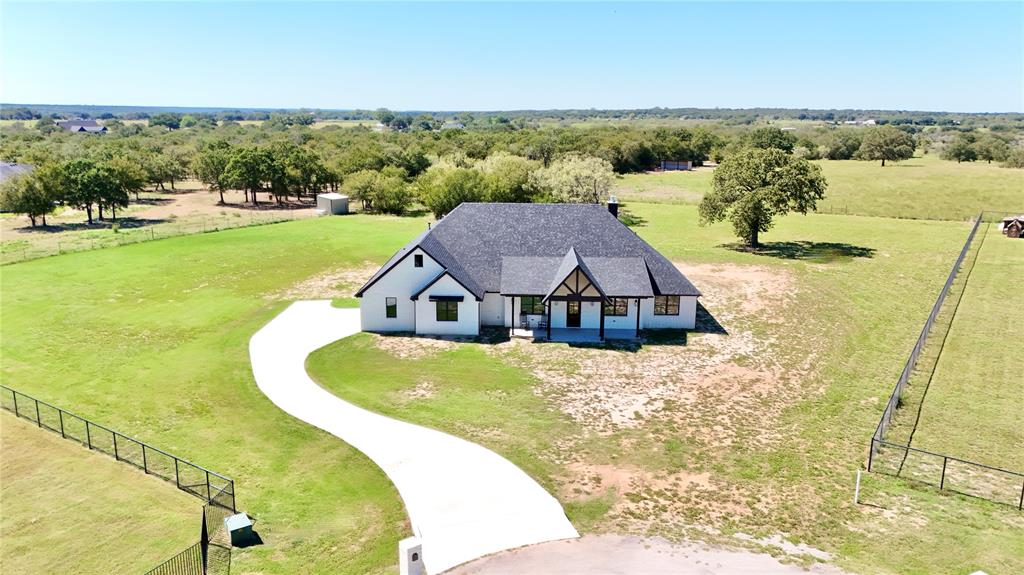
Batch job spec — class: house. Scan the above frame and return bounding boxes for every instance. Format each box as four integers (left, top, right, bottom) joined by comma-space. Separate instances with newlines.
56, 119, 107, 133
1001, 215, 1024, 239
659, 160, 692, 171
355, 201, 701, 341
440, 121, 466, 131
0, 162, 34, 185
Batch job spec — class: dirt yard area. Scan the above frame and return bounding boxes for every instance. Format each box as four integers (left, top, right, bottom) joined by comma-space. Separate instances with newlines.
1, 182, 319, 263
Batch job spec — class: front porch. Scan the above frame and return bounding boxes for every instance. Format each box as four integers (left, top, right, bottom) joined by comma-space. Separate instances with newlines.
511, 326, 639, 343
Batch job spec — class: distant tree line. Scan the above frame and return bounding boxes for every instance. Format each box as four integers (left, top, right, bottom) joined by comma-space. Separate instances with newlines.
1, 109, 1022, 227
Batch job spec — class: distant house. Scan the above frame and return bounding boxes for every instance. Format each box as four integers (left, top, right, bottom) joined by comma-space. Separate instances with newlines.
1001, 215, 1024, 239
659, 160, 692, 171
440, 121, 465, 131
56, 119, 107, 133
0, 162, 34, 185
355, 201, 701, 341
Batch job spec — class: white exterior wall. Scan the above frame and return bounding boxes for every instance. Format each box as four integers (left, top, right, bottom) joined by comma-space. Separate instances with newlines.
414, 275, 479, 336
359, 248, 444, 332
480, 293, 505, 327
640, 296, 698, 329
548, 300, 601, 329
603, 298, 640, 331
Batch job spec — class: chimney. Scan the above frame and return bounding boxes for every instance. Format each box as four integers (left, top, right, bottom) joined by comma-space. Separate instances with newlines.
607, 196, 619, 218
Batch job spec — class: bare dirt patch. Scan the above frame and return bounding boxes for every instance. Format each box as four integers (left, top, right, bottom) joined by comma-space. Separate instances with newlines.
270, 262, 380, 301
371, 334, 463, 360
490, 263, 803, 443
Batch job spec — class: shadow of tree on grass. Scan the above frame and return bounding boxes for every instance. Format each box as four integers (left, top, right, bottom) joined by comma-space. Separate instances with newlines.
722, 241, 876, 263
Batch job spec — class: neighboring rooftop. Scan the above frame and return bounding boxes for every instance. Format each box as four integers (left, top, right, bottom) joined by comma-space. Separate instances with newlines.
357, 203, 700, 300
0, 162, 34, 184
56, 119, 107, 133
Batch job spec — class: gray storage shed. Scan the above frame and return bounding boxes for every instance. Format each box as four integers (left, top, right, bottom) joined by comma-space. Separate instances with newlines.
317, 193, 350, 215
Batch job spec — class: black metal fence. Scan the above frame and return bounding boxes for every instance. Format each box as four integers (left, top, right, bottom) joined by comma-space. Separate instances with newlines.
146, 504, 232, 575
0, 385, 235, 512
868, 211, 1024, 510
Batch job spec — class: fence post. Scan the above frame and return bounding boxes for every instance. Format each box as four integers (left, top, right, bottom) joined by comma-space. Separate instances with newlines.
175, 459, 181, 489
201, 506, 210, 575
206, 470, 212, 501
940, 457, 948, 490
59, 410, 65, 438
86, 421, 93, 450
12, 391, 18, 416
1019, 479, 1023, 511
34, 399, 41, 427
142, 444, 148, 474
868, 438, 875, 472
113, 433, 120, 461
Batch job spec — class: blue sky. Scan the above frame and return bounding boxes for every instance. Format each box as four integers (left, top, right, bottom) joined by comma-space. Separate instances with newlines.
2, 2, 1021, 112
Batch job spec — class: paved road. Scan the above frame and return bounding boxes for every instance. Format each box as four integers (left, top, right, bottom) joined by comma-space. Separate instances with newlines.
249, 301, 578, 574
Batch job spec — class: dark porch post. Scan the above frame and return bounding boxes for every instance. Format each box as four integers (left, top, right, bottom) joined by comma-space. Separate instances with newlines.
599, 299, 605, 341
511, 296, 516, 337
635, 298, 641, 338
546, 300, 552, 340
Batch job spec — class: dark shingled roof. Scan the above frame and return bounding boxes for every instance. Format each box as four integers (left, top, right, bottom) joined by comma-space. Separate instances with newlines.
356, 203, 700, 300
0, 162, 34, 184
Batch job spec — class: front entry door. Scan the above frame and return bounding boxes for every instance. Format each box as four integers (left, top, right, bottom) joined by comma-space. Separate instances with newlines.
566, 301, 581, 328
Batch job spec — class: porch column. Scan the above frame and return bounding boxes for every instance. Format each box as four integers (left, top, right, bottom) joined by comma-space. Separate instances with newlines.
599, 299, 605, 341
635, 298, 641, 337
511, 296, 516, 336
546, 300, 552, 340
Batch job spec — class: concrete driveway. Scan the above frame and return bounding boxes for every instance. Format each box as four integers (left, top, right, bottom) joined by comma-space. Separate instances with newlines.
249, 301, 578, 574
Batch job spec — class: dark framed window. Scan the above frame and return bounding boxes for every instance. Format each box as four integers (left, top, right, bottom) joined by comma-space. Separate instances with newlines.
654, 295, 679, 315
385, 297, 397, 318
520, 296, 546, 315
436, 300, 458, 322
603, 298, 628, 316
414, 254, 423, 268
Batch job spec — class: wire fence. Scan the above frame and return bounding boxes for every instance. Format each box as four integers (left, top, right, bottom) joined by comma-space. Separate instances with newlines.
868, 210, 1024, 510
145, 504, 232, 575
0, 209, 312, 266
0, 385, 235, 512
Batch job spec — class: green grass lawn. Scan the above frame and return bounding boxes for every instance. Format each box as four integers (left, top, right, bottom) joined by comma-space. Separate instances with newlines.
2, 206, 1022, 574
0, 414, 198, 574
912, 225, 1024, 472
0, 215, 428, 574
613, 155, 1024, 221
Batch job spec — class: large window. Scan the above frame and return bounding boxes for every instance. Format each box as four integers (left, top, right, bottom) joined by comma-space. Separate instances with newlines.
520, 296, 546, 315
654, 295, 679, 315
385, 297, 397, 318
436, 300, 458, 322
604, 298, 628, 316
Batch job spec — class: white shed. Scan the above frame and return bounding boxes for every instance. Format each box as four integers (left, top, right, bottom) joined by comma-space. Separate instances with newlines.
316, 193, 349, 215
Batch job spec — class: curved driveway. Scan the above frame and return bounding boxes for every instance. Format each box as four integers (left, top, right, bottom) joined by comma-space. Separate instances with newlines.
249, 301, 578, 574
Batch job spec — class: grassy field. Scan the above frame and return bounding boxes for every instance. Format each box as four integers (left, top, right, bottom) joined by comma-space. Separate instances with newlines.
2, 206, 1022, 574
311, 206, 1021, 574
0, 215, 426, 574
0, 414, 198, 573
613, 155, 1024, 221
912, 224, 1024, 472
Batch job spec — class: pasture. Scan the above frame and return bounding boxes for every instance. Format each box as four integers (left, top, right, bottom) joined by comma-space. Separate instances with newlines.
2, 203, 1022, 574
912, 224, 1024, 472
0, 414, 197, 574
613, 155, 1024, 221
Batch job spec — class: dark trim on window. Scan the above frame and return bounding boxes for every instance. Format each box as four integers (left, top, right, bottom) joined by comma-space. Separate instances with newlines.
428, 295, 464, 302
603, 297, 628, 317
414, 254, 423, 268
520, 296, 546, 315
385, 297, 397, 318
435, 300, 458, 322
654, 295, 680, 315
